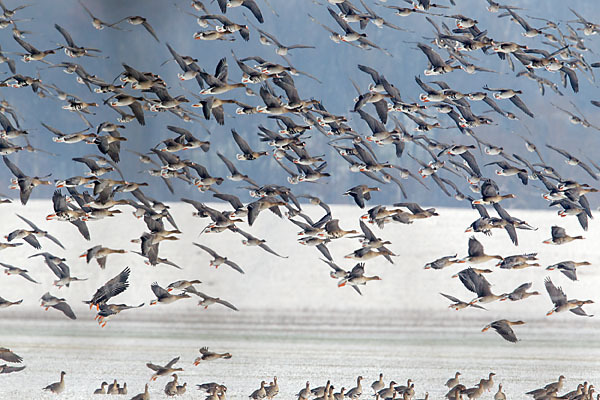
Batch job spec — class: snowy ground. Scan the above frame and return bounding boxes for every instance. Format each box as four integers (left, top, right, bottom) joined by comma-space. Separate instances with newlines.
0, 201, 598, 398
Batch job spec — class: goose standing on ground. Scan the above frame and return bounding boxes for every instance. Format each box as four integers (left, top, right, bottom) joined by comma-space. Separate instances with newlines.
107, 380, 119, 395
94, 381, 108, 394
265, 377, 278, 399
311, 380, 331, 398
176, 382, 186, 395
372, 373, 385, 394
165, 374, 178, 396
494, 384, 506, 400
481, 373, 496, 392
130, 383, 150, 400
377, 381, 397, 399
526, 376, 565, 398
297, 381, 310, 400
250, 381, 267, 399
43, 371, 66, 394
346, 376, 363, 399
446, 372, 461, 388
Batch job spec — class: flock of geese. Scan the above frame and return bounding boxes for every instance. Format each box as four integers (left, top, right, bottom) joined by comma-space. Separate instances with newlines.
0, 0, 598, 398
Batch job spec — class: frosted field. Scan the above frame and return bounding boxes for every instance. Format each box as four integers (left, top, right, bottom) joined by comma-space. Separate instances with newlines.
0, 201, 598, 399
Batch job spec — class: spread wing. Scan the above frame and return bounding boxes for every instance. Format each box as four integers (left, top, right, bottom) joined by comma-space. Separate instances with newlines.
164, 356, 180, 369
544, 277, 567, 306
231, 129, 253, 155
193, 242, 218, 258
468, 236, 484, 257
3, 156, 25, 178
151, 282, 170, 299
216, 298, 238, 311
90, 267, 130, 305
52, 301, 76, 320
224, 260, 245, 274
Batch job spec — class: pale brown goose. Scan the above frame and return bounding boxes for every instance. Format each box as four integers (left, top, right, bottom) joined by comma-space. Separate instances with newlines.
80, 245, 127, 269
481, 320, 525, 342
543, 226, 584, 245
546, 261, 591, 281
110, 16, 160, 41
131, 383, 150, 400
0, 295, 22, 308
85, 267, 130, 310
1, 262, 39, 284
185, 286, 239, 311
371, 373, 385, 394
500, 283, 540, 302
193, 242, 245, 274
93, 381, 108, 394
193, 347, 232, 365
149, 282, 190, 305
3, 155, 51, 204
544, 277, 594, 316
494, 384, 506, 400
40, 292, 77, 320
445, 372, 461, 388
43, 371, 66, 394
147, 357, 183, 381
440, 292, 486, 311
346, 376, 364, 399
461, 237, 503, 264
456, 267, 504, 304
165, 374, 178, 396
249, 381, 267, 400
0, 348, 22, 363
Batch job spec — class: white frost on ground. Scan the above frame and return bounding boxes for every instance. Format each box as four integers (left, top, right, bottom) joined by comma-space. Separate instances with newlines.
0, 201, 598, 398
